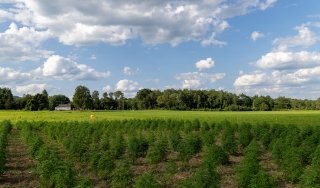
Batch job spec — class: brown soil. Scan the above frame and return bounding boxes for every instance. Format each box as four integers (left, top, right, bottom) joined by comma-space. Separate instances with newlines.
259, 151, 297, 188
0, 129, 39, 188
218, 153, 243, 188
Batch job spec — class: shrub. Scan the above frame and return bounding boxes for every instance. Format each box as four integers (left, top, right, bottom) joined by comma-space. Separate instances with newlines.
177, 134, 202, 162
221, 125, 237, 154
191, 162, 220, 188
109, 134, 125, 159
127, 136, 149, 160
111, 160, 133, 188
203, 145, 228, 166
133, 172, 160, 188
300, 145, 320, 187
236, 141, 261, 188
146, 138, 167, 164
97, 153, 115, 180
238, 123, 253, 148
249, 170, 275, 188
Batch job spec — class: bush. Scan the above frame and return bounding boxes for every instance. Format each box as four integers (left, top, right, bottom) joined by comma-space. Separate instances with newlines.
133, 172, 160, 188
97, 153, 115, 180
203, 145, 228, 166
300, 145, 320, 187
146, 138, 167, 164
249, 170, 275, 188
127, 136, 149, 160
191, 162, 220, 188
221, 125, 237, 154
236, 141, 261, 188
109, 134, 125, 159
177, 134, 202, 162
111, 160, 133, 188
238, 123, 253, 148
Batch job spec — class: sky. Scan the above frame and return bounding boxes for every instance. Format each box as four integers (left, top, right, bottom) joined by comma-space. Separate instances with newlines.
0, 0, 320, 99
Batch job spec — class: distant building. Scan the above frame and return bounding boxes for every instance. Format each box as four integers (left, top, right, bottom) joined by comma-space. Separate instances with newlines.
55, 104, 71, 111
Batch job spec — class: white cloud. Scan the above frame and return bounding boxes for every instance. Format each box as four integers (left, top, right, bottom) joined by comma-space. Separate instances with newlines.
0, 67, 30, 84
15, 83, 49, 95
195, 58, 215, 71
251, 31, 264, 41
273, 26, 318, 51
234, 67, 320, 98
176, 72, 226, 89
256, 51, 320, 69
116, 79, 141, 92
0, 22, 52, 62
102, 85, 112, 92
115, 79, 142, 97
234, 72, 269, 87
259, 0, 277, 10
1, 0, 277, 46
90, 54, 96, 60
35, 55, 110, 80
123, 66, 139, 76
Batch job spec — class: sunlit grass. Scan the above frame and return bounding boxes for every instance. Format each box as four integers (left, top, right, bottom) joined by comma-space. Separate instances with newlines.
2, 110, 320, 126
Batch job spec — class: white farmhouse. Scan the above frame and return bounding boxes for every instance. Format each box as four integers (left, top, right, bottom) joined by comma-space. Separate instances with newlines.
55, 104, 71, 111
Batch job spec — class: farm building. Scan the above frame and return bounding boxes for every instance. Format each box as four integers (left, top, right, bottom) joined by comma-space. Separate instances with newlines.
55, 104, 71, 111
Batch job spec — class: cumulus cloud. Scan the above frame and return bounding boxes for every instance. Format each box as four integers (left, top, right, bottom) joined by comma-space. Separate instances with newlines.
176, 72, 226, 89
102, 85, 112, 92
273, 26, 319, 51
234, 72, 269, 87
251, 31, 264, 41
115, 79, 142, 97
0, 67, 31, 84
234, 20, 320, 98
195, 58, 215, 71
116, 79, 141, 92
0, 22, 52, 62
15, 83, 49, 95
259, 0, 277, 10
0, 0, 277, 46
256, 51, 320, 70
123, 66, 139, 76
35, 55, 110, 80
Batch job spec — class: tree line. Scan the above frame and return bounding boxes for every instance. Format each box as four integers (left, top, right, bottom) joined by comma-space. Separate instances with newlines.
0, 86, 319, 111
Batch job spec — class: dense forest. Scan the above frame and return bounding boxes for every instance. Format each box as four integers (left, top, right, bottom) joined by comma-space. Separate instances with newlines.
0, 86, 320, 111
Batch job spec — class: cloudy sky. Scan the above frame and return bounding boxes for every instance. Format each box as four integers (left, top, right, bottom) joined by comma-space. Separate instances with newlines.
0, 0, 320, 99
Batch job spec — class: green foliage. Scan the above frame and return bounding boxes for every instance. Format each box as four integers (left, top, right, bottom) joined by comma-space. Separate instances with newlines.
238, 123, 253, 148
236, 141, 262, 188
146, 138, 167, 164
48, 94, 70, 110
221, 124, 237, 154
203, 145, 228, 166
127, 135, 149, 160
191, 162, 220, 188
133, 172, 160, 188
19, 122, 89, 187
72, 85, 93, 110
96, 153, 115, 180
0, 121, 11, 175
177, 134, 202, 162
300, 145, 320, 187
109, 133, 125, 159
111, 160, 133, 188
249, 170, 275, 188
13, 119, 320, 188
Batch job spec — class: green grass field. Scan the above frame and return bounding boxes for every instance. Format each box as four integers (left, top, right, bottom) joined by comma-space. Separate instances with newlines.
1, 110, 320, 126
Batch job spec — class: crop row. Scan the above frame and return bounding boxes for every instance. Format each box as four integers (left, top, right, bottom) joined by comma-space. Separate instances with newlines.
17, 122, 91, 188
0, 120, 11, 175
13, 119, 320, 187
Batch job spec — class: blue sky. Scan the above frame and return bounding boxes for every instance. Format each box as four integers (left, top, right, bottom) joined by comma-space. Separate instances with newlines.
0, 0, 320, 99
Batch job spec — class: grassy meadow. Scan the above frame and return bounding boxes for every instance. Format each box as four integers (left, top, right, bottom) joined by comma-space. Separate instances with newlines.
1, 110, 320, 125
